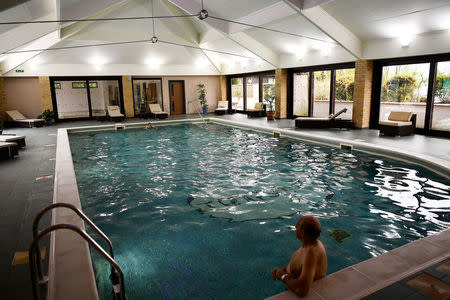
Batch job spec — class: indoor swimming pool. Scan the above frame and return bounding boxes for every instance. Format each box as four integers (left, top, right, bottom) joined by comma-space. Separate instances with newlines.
69, 123, 450, 299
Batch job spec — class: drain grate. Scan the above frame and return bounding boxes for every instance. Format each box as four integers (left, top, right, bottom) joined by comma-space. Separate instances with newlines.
340, 143, 353, 151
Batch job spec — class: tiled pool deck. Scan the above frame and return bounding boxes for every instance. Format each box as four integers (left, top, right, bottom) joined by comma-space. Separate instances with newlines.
1, 113, 449, 299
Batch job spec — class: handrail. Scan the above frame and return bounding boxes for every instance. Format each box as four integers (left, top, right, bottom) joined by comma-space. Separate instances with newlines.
29, 224, 126, 300
187, 100, 207, 125
32, 202, 115, 280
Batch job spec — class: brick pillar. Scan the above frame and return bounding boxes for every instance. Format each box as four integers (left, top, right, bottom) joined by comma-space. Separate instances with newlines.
0, 77, 7, 124
121, 76, 134, 117
39, 77, 53, 111
352, 60, 373, 128
219, 75, 227, 101
275, 68, 287, 119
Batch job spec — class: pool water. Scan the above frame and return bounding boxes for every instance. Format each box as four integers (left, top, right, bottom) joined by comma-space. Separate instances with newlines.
69, 123, 450, 300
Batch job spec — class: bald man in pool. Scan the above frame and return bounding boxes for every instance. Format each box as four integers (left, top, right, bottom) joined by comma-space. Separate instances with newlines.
271, 215, 327, 297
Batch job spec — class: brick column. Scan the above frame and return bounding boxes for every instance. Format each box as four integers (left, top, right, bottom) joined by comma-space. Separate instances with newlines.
275, 68, 287, 119
121, 76, 134, 117
352, 60, 373, 128
219, 75, 227, 101
39, 77, 54, 111
0, 78, 7, 124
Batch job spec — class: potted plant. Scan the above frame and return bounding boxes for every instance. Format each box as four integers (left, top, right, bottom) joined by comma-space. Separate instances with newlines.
264, 84, 275, 120
197, 83, 208, 114
38, 109, 55, 125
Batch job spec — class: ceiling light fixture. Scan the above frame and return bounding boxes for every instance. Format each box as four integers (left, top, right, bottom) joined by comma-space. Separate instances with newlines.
150, 0, 158, 43
399, 34, 414, 47
198, 0, 208, 20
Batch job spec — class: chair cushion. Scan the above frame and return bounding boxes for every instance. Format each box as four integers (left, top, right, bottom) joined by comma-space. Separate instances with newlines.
217, 101, 228, 109
6, 110, 26, 120
254, 102, 264, 110
379, 120, 413, 126
388, 111, 412, 122
149, 104, 162, 113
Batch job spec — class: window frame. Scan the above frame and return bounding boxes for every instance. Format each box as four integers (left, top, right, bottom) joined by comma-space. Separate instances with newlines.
287, 62, 355, 118
371, 53, 450, 138
227, 70, 276, 113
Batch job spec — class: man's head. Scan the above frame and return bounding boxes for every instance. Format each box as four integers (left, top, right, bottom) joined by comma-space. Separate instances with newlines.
295, 215, 321, 243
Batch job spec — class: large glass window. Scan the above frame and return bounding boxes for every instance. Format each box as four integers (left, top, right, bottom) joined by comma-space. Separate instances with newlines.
246, 76, 259, 110
293, 72, 309, 116
90, 80, 121, 117
335, 68, 354, 120
132, 79, 163, 116
380, 63, 430, 128
231, 77, 244, 110
262, 76, 275, 110
55, 80, 90, 119
313, 71, 331, 118
432, 61, 450, 131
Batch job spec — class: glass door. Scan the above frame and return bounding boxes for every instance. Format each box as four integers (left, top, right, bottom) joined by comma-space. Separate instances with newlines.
312, 71, 331, 117
293, 72, 310, 116
89, 80, 122, 118
431, 61, 450, 131
231, 77, 244, 111
245, 76, 259, 110
54, 80, 90, 119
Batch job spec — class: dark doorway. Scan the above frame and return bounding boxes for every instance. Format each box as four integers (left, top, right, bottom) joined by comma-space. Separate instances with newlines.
169, 81, 185, 115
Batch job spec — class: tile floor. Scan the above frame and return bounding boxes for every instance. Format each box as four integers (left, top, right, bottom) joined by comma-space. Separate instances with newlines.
362, 258, 450, 300
0, 113, 448, 299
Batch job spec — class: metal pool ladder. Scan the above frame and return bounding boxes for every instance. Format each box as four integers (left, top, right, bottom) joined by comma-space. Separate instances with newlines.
187, 100, 207, 126
30, 203, 127, 300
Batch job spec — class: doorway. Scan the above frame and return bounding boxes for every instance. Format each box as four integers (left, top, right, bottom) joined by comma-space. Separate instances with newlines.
169, 80, 185, 115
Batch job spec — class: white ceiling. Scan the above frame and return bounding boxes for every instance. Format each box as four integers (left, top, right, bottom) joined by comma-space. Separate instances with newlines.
1, 0, 449, 75
321, 0, 450, 40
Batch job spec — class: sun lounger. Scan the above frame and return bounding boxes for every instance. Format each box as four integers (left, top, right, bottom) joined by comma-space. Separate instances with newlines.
5, 110, 45, 128
247, 102, 266, 118
295, 108, 353, 128
215, 101, 228, 115
379, 111, 416, 136
0, 134, 26, 148
0, 142, 19, 160
107, 106, 125, 122
148, 104, 168, 119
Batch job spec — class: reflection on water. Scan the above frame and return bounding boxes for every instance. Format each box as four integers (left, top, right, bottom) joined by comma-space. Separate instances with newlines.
70, 124, 450, 300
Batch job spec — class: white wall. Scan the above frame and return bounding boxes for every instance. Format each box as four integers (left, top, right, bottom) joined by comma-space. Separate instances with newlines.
161, 76, 220, 114
362, 30, 450, 60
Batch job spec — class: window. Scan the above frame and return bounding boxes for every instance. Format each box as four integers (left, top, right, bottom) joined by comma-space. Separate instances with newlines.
335, 68, 354, 120
132, 79, 163, 116
89, 82, 98, 88
72, 82, 86, 88
312, 71, 331, 117
54, 82, 61, 89
293, 72, 309, 116
262, 76, 275, 110
246, 76, 259, 110
379, 63, 430, 128
432, 61, 450, 131
290, 63, 355, 119
231, 77, 244, 110
90, 80, 121, 117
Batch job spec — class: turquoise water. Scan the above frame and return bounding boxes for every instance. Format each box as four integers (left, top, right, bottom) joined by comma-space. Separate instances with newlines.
69, 123, 450, 300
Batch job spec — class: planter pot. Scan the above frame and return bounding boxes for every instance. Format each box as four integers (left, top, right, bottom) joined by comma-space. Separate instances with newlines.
202, 107, 208, 114
266, 111, 275, 120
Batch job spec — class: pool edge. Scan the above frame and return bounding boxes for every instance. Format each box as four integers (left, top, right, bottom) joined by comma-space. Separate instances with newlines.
52, 119, 450, 300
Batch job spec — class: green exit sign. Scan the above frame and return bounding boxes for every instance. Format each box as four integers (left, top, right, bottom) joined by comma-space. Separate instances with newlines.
15, 69, 24, 73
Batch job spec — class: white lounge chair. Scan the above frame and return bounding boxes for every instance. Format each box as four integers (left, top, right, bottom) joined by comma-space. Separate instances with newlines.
247, 102, 266, 118
5, 110, 45, 128
0, 134, 26, 148
215, 101, 228, 115
107, 106, 125, 122
0, 142, 19, 160
148, 104, 168, 119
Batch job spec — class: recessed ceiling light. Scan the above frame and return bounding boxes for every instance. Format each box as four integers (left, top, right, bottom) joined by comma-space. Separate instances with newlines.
399, 34, 414, 47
